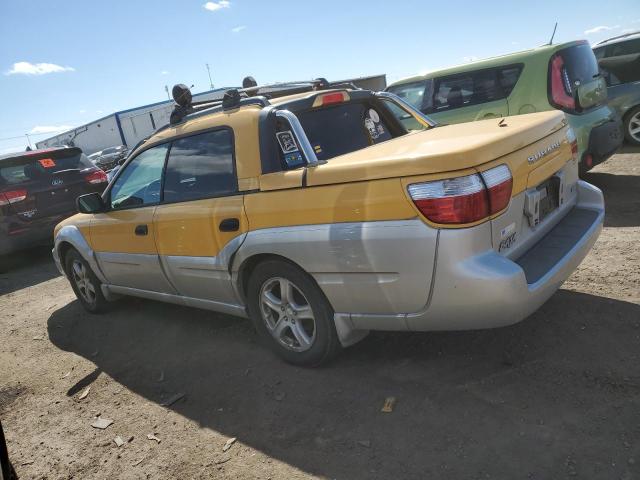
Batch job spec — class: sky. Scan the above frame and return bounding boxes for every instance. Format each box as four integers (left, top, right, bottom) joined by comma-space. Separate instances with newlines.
0, 0, 638, 154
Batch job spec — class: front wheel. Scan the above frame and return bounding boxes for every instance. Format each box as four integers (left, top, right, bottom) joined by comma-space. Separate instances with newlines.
247, 260, 341, 366
64, 248, 109, 313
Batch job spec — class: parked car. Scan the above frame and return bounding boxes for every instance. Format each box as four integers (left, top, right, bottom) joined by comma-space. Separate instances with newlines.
594, 31, 640, 146
52, 84, 603, 366
87, 151, 102, 165
0, 147, 108, 255
387, 40, 622, 172
94, 145, 128, 172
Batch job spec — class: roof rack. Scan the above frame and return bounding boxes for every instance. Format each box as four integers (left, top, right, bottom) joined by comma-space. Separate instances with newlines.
169, 76, 362, 125
595, 30, 640, 45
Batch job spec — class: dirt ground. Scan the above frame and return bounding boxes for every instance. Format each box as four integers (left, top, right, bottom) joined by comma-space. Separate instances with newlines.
1, 148, 639, 480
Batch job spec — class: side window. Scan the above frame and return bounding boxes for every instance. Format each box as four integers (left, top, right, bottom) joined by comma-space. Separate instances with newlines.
498, 66, 523, 96
433, 74, 474, 111
110, 144, 168, 209
386, 80, 431, 111
610, 39, 640, 56
593, 46, 606, 59
163, 129, 236, 203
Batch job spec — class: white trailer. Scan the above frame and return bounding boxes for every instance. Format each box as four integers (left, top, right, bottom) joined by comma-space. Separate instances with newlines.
36, 88, 230, 154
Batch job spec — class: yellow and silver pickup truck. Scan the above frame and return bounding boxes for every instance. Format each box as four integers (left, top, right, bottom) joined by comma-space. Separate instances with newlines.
52, 84, 604, 366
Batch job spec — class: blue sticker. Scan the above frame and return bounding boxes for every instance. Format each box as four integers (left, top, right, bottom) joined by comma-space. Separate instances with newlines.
284, 151, 305, 168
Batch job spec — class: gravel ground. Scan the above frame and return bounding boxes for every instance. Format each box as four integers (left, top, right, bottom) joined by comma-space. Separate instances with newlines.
1, 148, 639, 480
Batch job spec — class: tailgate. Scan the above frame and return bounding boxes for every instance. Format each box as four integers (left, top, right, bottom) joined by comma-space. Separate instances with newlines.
485, 124, 579, 259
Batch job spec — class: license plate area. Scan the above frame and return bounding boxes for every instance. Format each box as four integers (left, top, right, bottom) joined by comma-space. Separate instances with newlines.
524, 175, 561, 228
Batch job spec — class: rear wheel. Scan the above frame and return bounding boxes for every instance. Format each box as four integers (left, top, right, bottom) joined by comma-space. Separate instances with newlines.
247, 259, 341, 366
64, 248, 109, 313
624, 106, 640, 146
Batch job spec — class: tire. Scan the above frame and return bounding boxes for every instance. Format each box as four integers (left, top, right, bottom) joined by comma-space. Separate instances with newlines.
624, 106, 640, 146
64, 248, 110, 314
246, 259, 342, 366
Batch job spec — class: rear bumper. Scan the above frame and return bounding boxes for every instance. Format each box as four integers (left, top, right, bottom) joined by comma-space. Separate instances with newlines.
341, 180, 604, 333
583, 118, 623, 169
0, 222, 56, 255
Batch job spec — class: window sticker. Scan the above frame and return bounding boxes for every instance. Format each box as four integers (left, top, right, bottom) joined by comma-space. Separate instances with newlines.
365, 118, 380, 139
276, 131, 299, 154
284, 151, 305, 168
368, 109, 380, 123
313, 144, 323, 155
38, 158, 56, 168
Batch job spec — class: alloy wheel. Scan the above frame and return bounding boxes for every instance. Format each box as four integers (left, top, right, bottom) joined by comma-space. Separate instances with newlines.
629, 111, 640, 143
259, 277, 316, 352
71, 260, 96, 305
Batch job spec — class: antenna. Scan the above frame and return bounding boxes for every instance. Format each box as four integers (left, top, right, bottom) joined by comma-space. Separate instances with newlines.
164, 85, 170, 101
548, 22, 558, 45
206, 64, 214, 90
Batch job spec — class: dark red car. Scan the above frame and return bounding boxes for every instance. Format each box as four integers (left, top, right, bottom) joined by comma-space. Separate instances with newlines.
0, 147, 108, 255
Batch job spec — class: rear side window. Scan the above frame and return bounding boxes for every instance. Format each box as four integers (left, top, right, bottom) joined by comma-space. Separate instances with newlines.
0, 149, 93, 186
296, 102, 393, 162
163, 129, 236, 203
427, 65, 522, 113
609, 38, 640, 56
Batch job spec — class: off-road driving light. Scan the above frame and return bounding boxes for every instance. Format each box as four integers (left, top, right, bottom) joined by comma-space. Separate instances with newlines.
408, 164, 512, 225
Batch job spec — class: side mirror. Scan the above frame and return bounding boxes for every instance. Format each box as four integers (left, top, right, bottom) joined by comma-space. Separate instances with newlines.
77, 192, 106, 214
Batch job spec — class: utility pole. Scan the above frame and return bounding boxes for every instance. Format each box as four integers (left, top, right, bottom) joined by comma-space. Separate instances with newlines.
206, 63, 214, 90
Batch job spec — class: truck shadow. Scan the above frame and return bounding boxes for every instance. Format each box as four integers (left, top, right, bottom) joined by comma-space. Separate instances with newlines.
47, 290, 640, 479
0, 245, 60, 295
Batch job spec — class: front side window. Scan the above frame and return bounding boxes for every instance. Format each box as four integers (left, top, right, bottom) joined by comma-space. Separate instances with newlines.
610, 38, 640, 56
163, 129, 236, 203
382, 100, 427, 132
110, 144, 168, 209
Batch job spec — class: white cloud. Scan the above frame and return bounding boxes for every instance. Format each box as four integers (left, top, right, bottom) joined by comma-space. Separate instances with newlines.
203, 1, 230, 11
621, 28, 635, 34
79, 109, 86, 114
29, 125, 74, 134
161, 70, 170, 75
584, 25, 619, 35
96, 110, 103, 114
231, 25, 246, 33
5, 61, 75, 76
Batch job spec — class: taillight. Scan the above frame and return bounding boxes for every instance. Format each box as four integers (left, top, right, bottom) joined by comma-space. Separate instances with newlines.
549, 54, 576, 111
84, 168, 108, 184
566, 127, 578, 159
312, 91, 350, 107
0, 189, 28, 206
480, 165, 513, 214
408, 165, 512, 225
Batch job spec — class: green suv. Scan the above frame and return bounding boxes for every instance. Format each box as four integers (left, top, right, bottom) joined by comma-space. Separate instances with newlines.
387, 40, 622, 172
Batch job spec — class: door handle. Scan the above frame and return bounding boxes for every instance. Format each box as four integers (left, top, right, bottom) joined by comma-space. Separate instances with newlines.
219, 218, 240, 232
135, 224, 148, 236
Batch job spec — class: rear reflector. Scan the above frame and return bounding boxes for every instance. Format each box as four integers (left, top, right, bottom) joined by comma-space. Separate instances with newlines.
312, 91, 350, 107
84, 168, 108, 184
0, 189, 28, 206
408, 165, 512, 225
